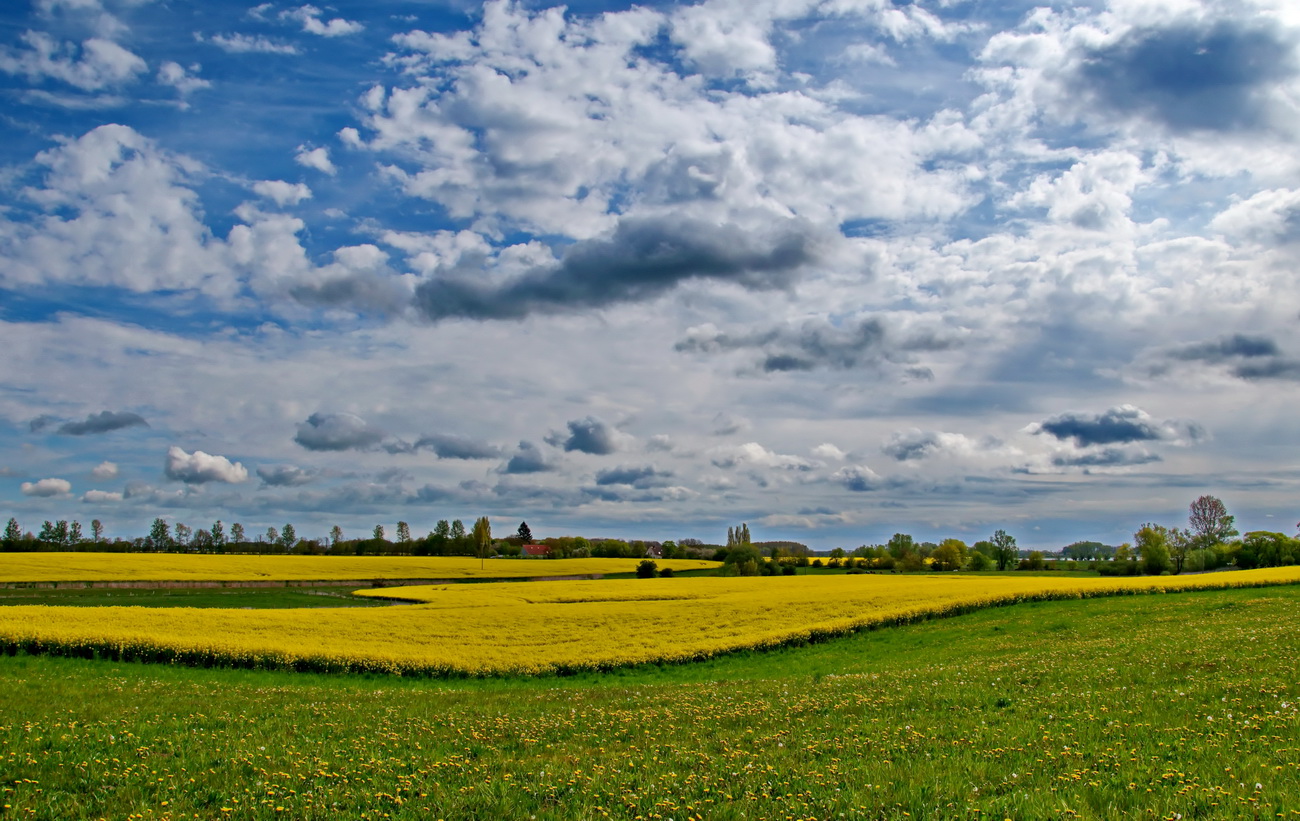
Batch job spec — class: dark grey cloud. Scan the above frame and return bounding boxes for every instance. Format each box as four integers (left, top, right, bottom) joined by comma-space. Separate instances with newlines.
503, 441, 555, 474
56, 410, 149, 436
832, 465, 880, 492
1233, 359, 1300, 380
1162, 334, 1300, 381
294, 412, 385, 451
413, 215, 819, 322
676, 317, 957, 374
414, 483, 456, 503
288, 273, 410, 316
547, 416, 621, 455
711, 413, 749, 437
375, 467, 413, 485
257, 481, 411, 514
414, 433, 503, 459
594, 464, 672, 488
28, 415, 57, 433
1074, 20, 1300, 133
1171, 334, 1280, 362
1034, 405, 1202, 447
383, 433, 502, 458
256, 464, 317, 487
882, 430, 943, 462
1051, 448, 1161, 468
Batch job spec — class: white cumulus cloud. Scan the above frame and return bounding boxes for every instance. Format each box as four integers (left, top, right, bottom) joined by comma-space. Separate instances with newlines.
294, 145, 336, 175
164, 446, 249, 484
21, 477, 72, 497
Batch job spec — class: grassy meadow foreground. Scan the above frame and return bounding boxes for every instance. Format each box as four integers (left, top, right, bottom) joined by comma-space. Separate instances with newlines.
1, 567, 1298, 675
0, 585, 1297, 819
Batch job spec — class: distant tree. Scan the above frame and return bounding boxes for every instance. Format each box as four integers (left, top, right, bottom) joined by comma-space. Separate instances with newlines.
3, 518, 20, 550
931, 538, 968, 571
373, 524, 385, 541
1188, 495, 1237, 549
191, 528, 213, 551
329, 525, 343, 548
211, 520, 225, 547
450, 519, 466, 541
69, 521, 83, 544
471, 516, 491, 569
727, 526, 736, 548
1020, 550, 1045, 571
91, 519, 103, 542
53, 520, 69, 546
1062, 541, 1107, 561
396, 521, 411, 543
636, 559, 658, 578
174, 523, 192, 546
990, 529, 1017, 571
741, 523, 751, 545
516, 521, 533, 543
1134, 524, 1171, 575
887, 533, 916, 560
1113, 542, 1133, 562
149, 518, 172, 550
280, 523, 296, 549
968, 551, 993, 571
1237, 531, 1298, 569
1167, 527, 1193, 574
433, 520, 451, 539
230, 522, 245, 544
721, 543, 761, 575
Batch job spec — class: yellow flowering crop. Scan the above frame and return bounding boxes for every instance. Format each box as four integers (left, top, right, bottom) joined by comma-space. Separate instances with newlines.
0, 553, 717, 583
1, 566, 1297, 676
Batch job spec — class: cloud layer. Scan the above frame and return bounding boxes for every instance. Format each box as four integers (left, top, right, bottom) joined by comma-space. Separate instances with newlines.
2, 0, 1300, 548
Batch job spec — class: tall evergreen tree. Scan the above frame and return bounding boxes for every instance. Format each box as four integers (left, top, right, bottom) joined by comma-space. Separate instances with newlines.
149, 518, 172, 550
3, 517, 21, 549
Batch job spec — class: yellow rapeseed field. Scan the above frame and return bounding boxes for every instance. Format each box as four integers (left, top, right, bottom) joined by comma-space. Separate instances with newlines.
1, 567, 1297, 675
0, 553, 717, 583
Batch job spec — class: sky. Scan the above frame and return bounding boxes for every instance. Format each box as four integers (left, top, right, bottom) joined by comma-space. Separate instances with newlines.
2, 0, 1299, 550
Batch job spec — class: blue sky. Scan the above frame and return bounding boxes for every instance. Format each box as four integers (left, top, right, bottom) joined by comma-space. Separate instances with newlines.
2, 0, 1299, 550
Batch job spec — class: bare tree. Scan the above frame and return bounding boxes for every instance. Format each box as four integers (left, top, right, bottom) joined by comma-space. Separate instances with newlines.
1188, 495, 1237, 548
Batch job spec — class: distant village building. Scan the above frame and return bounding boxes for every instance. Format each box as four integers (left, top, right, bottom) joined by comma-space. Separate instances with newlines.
522, 544, 551, 557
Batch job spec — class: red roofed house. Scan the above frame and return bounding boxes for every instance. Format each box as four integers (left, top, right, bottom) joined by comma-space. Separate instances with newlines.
522, 544, 551, 557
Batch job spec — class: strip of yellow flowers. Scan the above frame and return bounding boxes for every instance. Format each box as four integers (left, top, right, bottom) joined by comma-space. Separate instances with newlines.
1, 568, 1297, 676
0, 554, 717, 583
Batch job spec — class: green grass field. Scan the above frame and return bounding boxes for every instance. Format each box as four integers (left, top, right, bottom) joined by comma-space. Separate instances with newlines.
0, 585, 1296, 819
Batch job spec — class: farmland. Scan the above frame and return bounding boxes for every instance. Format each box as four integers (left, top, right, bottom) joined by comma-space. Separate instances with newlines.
0, 554, 717, 584
0, 584, 1297, 819
1, 566, 1297, 675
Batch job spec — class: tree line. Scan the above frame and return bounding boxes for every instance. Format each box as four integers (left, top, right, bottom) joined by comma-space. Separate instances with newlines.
0, 515, 710, 560
4, 496, 1295, 575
